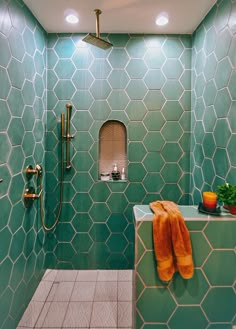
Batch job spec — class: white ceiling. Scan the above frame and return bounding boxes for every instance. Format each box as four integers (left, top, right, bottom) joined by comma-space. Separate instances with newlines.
23, 0, 216, 34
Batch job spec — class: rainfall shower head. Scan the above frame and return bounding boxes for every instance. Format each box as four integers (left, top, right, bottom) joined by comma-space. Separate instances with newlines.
82, 9, 113, 50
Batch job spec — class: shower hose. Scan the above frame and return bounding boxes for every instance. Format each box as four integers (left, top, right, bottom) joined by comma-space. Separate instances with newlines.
38, 137, 65, 231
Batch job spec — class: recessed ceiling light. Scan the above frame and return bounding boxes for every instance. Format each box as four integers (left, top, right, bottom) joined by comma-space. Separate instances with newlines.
65, 14, 79, 24
156, 12, 169, 26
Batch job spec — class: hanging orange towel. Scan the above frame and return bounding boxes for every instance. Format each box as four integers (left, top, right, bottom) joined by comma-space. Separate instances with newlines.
150, 200, 194, 282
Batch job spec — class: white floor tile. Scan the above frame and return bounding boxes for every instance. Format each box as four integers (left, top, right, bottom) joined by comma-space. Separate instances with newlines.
32, 281, 53, 302
70, 281, 96, 301
53, 282, 74, 302
35, 302, 51, 328
18, 301, 44, 327
46, 283, 59, 302
55, 269, 78, 282
90, 302, 117, 327
118, 302, 133, 328
94, 281, 117, 301
97, 270, 118, 281
42, 302, 68, 328
118, 270, 133, 282
76, 269, 98, 281
63, 301, 92, 328
118, 281, 133, 301
42, 269, 58, 282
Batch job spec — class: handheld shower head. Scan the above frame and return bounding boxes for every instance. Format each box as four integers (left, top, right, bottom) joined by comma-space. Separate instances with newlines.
82, 9, 113, 50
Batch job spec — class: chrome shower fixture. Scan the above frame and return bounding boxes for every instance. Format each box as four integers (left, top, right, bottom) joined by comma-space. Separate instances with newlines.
82, 9, 113, 50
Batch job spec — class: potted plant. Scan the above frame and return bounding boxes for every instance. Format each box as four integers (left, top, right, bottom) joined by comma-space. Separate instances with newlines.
216, 182, 236, 215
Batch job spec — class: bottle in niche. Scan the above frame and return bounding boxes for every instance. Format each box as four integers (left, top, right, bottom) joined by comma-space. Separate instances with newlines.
111, 163, 120, 180
121, 168, 126, 180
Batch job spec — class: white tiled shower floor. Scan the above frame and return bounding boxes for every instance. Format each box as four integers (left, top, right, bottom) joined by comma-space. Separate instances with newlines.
17, 269, 133, 329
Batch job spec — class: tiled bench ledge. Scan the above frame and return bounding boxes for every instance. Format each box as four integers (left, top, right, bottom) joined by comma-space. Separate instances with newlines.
133, 204, 236, 221
133, 205, 236, 329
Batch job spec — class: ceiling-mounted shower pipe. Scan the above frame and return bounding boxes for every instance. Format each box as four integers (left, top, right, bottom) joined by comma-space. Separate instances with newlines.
82, 9, 113, 50
61, 103, 74, 170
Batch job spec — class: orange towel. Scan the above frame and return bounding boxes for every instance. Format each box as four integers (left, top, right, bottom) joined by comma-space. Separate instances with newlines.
150, 200, 194, 282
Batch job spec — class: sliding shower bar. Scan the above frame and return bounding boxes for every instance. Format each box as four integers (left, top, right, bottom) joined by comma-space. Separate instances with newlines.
61, 104, 74, 170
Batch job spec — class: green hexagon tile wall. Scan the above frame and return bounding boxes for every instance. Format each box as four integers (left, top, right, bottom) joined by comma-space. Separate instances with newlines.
0, 0, 235, 327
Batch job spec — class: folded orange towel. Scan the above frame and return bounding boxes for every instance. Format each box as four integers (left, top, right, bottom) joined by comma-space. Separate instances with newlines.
150, 200, 194, 282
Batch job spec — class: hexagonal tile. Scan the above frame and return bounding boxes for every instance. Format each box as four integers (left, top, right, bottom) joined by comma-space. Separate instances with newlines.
108, 69, 129, 89
90, 80, 111, 100
202, 288, 235, 322
8, 118, 24, 146
88, 243, 110, 267
228, 68, 236, 100
0, 227, 11, 262
107, 193, 128, 213
144, 90, 166, 110
143, 152, 164, 172
213, 148, 230, 178
72, 233, 93, 252
8, 146, 24, 175
108, 48, 129, 68
214, 119, 230, 148
144, 70, 166, 90
160, 184, 182, 202
144, 47, 166, 69
73, 111, 93, 131
214, 88, 231, 118
0, 258, 12, 297
0, 34, 11, 68
214, 0, 231, 32
34, 51, 45, 75
203, 250, 235, 286
126, 37, 147, 58
203, 105, 217, 132
128, 163, 146, 182
89, 223, 110, 243
162, 38, 184, 58
215, 28, 232, 61
162, 101, 183, 121
72, 193, 92, 212
126, 101, 147, 121
128, 142, 146, 162
107, 90, 129, 110
22, 131, 35, 157
143, 173, 164, 192
126, 59, 147, 78
90, 59, 111, 79
54, 80, 76, 100
161, 122, 183, 141
137, 288, 176, 322
7, 58, 25, 89
125, 183, 146, 202
9, 228, 25, 261
204, 27, 217, 55
203, 80, 217, 106
106, 233, 127, 252
143, 112, 165, 131
89, 100, 111, 120
204, 53, 217, 81
0, 67, 11, 99
162, 143, 182, 162
228, 134, 236, 166
74, 131, 93, 151
54, 59, 76, 79
126, 80, 147, 100
128, 122, 147, 141
162, 80, 184, 100
170, 269, 209, 304
54, 38, 75, 58
72, 48, 94, 69
89, 203, 111, 223
137, 251, 161, 286
107, 214, 128, 233
8, 87, 24, 117
202, 158, 215, 186
162, 59, 183, 79
0, 100, 10, 131
54, 243, 75, 262
215, 58, 232, 89
56, 223, 75, 242
169, 306, 207, 329
193, 143, 204, 166
22, 80, 35, 106
204, 221, 236, 249
143, 132, 164, 151
72, 90, 94, 110
8, 29, 25, 61
72, 172, 93, 192
108, 34, 129, 47
23, 27, 36, 56
161, 163, 182, 183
